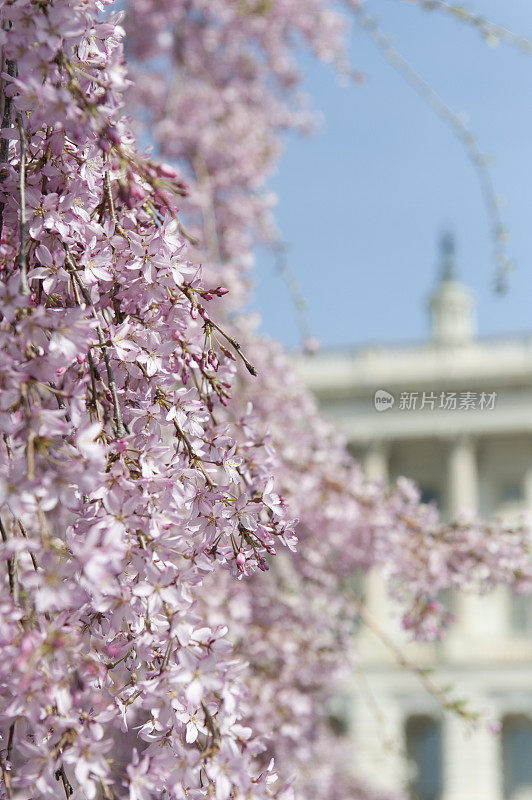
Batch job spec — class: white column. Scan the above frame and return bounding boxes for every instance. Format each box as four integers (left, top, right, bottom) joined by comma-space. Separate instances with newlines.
447, 435, 478, 519
349, 687, 407, 795
446, 438, 507, 645
446, 436, 484, 642
442, 706, 501, 800
361, 441, 393, 632
363, 440, 390, 482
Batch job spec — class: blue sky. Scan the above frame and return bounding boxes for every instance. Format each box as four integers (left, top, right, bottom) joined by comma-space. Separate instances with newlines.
251, 1, 532, 350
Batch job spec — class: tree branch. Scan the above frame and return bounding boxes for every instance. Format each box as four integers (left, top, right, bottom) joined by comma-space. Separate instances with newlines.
346, 587, 478, 722
0, 515, 18, 605
17, 114, 29, 296
64, 250, 129, 437
352, 5, 511, 290
0, 58, 16, 243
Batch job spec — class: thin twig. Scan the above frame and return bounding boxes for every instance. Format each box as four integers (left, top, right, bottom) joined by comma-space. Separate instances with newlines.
20, 384, 35, 479
0, 61, 16, 156
87, 350, 103, 421
347, 588, 478, 722
353, 664, 408, 759
176, 217, 200, 246
207, 317, 257, 376
179, 286, 258, 376
192, 154, 221, 263
16, 518, 38, 571
64, 250, 128, 437
6, 723, 14, 764
0, 751, 12, 800
55, 765, 73, 798
16, 114, 29, 296
94, 321, 128, 437
271, 240, 314, 351
0, 515, 18, 605
103, 167, 129, 240
173, 419, 214, 488
0, 58, 16, 243
201, 701, 221, 749
394, 0, 532, 53
352, 5, 511, 290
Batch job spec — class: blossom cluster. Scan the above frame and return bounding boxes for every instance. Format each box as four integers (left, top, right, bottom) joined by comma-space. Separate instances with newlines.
0, 2, 297, 798
123, 0, 532, 796
1, 1, 532, 800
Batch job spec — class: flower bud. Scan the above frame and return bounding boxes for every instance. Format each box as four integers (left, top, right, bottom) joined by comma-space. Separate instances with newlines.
106, 125, 122, 146
157, 163, 179, 179
221, 346, 237, 362
97, 136, 111, 153
129, 180, 146, 202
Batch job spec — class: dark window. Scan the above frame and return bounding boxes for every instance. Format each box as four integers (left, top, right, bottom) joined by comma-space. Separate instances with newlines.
502, 715, 532, 799
499, 483, 524, 504
405, 715, 443, 800
420, 488, 440, 506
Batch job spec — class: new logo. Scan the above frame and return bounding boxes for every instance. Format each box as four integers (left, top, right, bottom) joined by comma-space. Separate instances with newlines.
374, 389, 395, 412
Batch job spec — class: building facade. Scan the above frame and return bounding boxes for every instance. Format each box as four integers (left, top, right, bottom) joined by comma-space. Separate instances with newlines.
294, 238, 532, 800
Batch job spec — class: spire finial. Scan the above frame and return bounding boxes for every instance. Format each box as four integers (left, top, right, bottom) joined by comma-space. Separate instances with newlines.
440, 231, 456, 282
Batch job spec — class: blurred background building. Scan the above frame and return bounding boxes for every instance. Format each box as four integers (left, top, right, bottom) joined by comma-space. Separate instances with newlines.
294, 236, 532, 800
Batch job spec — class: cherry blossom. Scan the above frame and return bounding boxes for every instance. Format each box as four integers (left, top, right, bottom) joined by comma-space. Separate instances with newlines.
1, 2, 531, 800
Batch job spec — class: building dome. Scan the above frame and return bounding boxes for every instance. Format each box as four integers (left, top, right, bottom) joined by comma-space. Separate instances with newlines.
429, 233, 476, 346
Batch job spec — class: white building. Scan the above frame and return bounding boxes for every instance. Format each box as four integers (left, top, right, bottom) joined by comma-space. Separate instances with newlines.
294, 236, 532, 800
